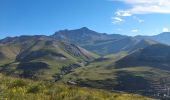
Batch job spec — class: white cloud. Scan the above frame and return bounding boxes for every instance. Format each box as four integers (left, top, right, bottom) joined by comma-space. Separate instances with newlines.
112, 17, 124, 24
115, 0, 170, 16
131, 29, 139, 33
162, 27, 169, 32
116, 10, 132, 16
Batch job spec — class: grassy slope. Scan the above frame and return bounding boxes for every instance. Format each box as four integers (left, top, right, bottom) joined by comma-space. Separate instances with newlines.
62, 52, 126, 81
0, 38, 98, 80
0, 74, 153, 100
61, 52, 170, 98
0, 44, 20, 66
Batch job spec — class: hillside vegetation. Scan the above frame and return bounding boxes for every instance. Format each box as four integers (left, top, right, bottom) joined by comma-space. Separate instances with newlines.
0, 74, 152, 100
61, 52, 170, 99
0, 36, 98, 80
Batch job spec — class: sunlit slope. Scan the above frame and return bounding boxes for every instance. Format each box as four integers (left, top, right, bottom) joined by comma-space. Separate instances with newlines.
0, 36, 97, 80
62, 48, 170, 99
0, 74, 153, 100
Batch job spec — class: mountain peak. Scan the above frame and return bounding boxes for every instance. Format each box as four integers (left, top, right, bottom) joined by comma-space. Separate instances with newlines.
80, 27, 89, 30
78, 27, 93, 32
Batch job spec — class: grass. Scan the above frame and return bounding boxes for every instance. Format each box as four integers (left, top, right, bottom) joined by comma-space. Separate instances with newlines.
0, 39, 98, 80
63, 60, 170, 84
62, 55, 117, 81
0, 74, 153, 100
61, 54, 170, 100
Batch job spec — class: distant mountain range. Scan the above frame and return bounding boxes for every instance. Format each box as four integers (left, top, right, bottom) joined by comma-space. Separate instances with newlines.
0, 27, 169, 73
52, 27, 170, 55
135, 32, 170, 45
1, 27, 170, 56
51, 27, 127, 55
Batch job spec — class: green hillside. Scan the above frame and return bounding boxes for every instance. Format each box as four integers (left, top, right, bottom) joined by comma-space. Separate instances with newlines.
0, 74, 152, 100
116, 44, 170, 70
0, 36, 98, 80
61, 51, 170, 99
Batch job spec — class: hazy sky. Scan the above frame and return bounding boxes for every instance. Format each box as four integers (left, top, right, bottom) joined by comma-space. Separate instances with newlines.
0, 0, 170, 38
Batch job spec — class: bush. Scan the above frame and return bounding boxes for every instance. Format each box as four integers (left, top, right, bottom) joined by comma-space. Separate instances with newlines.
27, 85, 41, 93
8, 79, 27, 88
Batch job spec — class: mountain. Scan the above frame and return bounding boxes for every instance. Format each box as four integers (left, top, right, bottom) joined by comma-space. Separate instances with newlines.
52, 27, 158, 55
115, 43, 170, 70
135, 32, 170, 45
0, 28, 159, 81
0, 35, 97, 80
128, 39, 158, 52
61, 43, 170, 99
0, 35, 45, 66
52, 27, 126, 45
151, 32, 170, 45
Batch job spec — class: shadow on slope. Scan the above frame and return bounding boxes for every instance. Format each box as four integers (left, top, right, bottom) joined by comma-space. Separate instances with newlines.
115, 44, 170, 71
114, 71, 150, 91
16, 50, 66, 62
17, 62, 49, 78
0, 61, 49, 79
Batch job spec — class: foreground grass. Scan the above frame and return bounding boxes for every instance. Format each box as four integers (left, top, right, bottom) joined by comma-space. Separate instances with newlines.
0, 74, 153, 100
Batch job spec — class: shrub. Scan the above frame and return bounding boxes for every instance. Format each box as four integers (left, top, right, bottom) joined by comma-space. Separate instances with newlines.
27, 85, 41, 93
8, 79, 27, 88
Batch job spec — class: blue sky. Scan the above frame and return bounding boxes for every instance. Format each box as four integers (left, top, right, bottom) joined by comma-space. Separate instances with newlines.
0, 0, 170, 38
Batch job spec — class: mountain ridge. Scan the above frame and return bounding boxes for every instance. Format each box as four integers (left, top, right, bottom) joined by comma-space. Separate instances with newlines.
115, 43, 170, 70
1, 27, 168, 56
135, 32, 170, 45
51, 27, 161, 55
